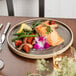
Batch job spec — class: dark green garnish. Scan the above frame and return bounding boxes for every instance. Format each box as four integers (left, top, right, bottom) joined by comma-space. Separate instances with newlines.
46, 26, 51, 33
32, 20, 41, 29
43, 24, 53, 34
42, 24, 47, 27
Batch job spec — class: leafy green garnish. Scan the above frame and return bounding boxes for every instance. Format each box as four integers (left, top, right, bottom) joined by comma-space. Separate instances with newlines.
42, 24, 47, 27
46, 26, 53, 34
42, 24, 53, 34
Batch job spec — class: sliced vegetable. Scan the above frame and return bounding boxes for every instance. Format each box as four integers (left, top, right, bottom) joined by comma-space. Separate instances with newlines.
26, 43, 33, 48
17, 23, 32, 33
49, 21, 55, 25
23, 37, 27, 43
17, 44, 25, 50
23, 44, 30, 53
15, 40, 22, 47
32, 40, 36, 45
23, 23, 32, 31
17, 23, 25, 33
27, 33, 35, 44
18, 43, 32, 50
51, 21, 55, 24
27, 37, 34, 44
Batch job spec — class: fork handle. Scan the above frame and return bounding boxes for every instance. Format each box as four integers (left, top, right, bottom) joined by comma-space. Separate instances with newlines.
0, 42, 2, 51
3, 22, 11, 34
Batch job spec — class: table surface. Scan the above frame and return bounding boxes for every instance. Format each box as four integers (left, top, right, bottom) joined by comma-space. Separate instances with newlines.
0, 16, 76, 76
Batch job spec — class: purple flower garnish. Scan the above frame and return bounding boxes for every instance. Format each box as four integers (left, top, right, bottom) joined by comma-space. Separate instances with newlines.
34, 44, 39, 49
34, 36, 49, 50
44, 42, 49, 49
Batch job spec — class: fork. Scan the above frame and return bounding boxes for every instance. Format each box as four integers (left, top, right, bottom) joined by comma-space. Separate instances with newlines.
0, 24, 3, 29
0, 22, 11, 51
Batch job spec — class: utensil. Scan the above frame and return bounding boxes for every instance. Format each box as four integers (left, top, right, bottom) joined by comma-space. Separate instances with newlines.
0, 24, 3, 29
0, 22, 11, 51
7, 18, 73, 59
0, 59, 4, 70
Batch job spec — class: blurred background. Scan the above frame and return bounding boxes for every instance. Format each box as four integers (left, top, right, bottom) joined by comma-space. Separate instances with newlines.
0, 0, 76, 18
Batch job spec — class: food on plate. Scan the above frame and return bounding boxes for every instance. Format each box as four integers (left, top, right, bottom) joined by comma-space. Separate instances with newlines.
17, 23, 32, 33
35, 21, 64, 46
15, 40, 22, 47
23, 44, 30, 53
12, 20, 64, 53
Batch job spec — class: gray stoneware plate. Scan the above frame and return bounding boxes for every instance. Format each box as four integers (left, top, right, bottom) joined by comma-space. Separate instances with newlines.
7, 18, 73, 59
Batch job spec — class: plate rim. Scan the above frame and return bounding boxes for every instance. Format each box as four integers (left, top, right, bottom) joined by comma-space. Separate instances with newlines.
7, 18, 73, 59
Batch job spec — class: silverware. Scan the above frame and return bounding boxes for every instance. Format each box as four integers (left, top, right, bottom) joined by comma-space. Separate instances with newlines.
0, 22, 11, 51
0, 59, 4, 70
0, 24, 3, 29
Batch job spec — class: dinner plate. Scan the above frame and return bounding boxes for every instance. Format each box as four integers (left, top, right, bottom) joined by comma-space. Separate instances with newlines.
7, 18, 73, 59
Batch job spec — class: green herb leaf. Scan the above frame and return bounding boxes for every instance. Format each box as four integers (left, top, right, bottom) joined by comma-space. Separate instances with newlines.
46, 26, 53, 34
42, 24, 47, 27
